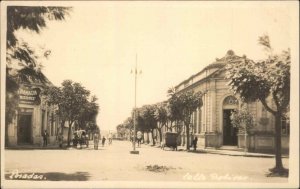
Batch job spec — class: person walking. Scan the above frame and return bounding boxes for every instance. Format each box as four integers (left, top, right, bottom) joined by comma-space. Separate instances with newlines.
193, 136, 198, 151
42, 130, 49, 147
101, 136, 106, 147
108, 133, 112, 145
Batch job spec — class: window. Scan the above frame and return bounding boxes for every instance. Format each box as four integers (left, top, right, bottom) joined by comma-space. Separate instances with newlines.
281, 117, 290, 135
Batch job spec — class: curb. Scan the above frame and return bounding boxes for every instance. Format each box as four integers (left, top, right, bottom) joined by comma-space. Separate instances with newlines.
185, 149, 289, 158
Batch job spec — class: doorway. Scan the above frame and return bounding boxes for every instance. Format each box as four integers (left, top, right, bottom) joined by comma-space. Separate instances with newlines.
223, 109, 238, 145
18, 114, 32, 144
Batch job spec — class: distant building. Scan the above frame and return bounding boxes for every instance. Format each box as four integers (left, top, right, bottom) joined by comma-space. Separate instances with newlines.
6, 70, 60, 147
166, 50, 289, 153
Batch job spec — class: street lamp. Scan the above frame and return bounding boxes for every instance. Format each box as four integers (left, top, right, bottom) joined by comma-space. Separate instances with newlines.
130, 54, 141, 155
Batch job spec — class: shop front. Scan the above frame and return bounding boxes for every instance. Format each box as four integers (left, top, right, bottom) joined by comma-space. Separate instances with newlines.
6, 83, 59, 147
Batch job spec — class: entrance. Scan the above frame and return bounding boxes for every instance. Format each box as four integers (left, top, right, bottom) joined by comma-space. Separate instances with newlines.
223, 109, 238, 145
18, 114, 32, 144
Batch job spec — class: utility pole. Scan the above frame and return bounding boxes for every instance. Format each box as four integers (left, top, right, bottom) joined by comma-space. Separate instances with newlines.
130, 54, 140, 154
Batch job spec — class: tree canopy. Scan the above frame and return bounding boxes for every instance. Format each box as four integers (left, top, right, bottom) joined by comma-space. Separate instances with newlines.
7, 6, 71, 69
43, 80, 99, 146
226, 35, 290, 175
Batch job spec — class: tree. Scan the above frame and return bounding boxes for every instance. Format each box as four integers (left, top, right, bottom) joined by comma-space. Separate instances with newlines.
123, 117, 133, 140
230, 104, 254, 152
226, 35, 290, 175
5, 6, 71, 146
167, 87, 185, 132
138, 105, 157, 145
77, 96, 99, 131
154, 101, 168, 145
43, 80, 91, 146
168, 88, 203, 150
7, 6, 71, 68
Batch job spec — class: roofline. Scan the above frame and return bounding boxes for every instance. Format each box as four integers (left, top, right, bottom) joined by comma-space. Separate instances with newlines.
174, 52, 245, 90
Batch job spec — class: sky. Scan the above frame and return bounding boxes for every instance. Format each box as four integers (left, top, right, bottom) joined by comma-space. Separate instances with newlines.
13, 1, 298, 132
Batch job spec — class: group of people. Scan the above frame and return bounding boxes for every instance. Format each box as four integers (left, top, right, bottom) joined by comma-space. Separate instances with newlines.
41, 129, 112, 150
93, 133, 109, 150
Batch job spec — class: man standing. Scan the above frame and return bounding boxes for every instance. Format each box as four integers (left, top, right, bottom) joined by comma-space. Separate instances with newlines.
193, 136, 198, 151
137, 131, 142, 147
42, 130, 49, 147
101, 136, 106, 147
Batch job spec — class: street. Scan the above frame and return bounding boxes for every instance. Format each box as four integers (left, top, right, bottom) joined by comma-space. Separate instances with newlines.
5, 140, 289, 182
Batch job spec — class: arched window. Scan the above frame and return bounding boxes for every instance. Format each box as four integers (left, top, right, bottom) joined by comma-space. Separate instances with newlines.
223, 96, 238, 106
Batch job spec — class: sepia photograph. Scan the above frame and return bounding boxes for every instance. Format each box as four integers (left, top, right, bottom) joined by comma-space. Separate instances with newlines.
1, 1, 299, 188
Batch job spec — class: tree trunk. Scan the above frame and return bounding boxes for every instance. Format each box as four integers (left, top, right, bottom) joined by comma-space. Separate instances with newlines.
146, 132, 150, 144
158, 128, 162, 144
142, 131, 145, 143
67, 122, 73, 147
151, 129, 156, 146
186, 123, 190, 150
273, 113, 284, 171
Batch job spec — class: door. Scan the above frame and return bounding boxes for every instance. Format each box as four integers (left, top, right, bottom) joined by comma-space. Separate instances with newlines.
223, 109, 238, 145
18, 114, 32, 144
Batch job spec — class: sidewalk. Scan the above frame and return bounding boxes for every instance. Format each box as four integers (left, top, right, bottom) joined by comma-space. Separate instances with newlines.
146, 143, 289, 158
179, 146, 289, 158
5, 144, 67, 150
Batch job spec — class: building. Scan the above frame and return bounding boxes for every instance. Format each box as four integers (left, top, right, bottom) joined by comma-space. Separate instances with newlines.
170, 50, 289, 153
6, 70, 60, 147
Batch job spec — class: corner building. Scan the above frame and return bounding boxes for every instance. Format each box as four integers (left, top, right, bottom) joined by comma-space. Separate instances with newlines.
6, 72, 59, 147
172, 50, 289, 153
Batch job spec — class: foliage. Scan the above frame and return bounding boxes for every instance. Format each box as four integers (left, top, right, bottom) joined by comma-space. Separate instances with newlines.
226, 34, 290, 173
77, 96, 99, 130
230, 105, 254, 133
43, 80, 97, 146
154, 101, 168, 127
5, 68, 19, 126
7, 6, 71, 68
258, 117, 269, 126
226, 35, 290, 114
168, 88, 203, 150
154, 101, 168, 143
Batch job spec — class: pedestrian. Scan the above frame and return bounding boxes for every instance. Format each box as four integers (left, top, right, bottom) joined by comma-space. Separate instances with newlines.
80, 131, 86, 149
108, 133, 112, 145
58, 132, 64, 148
42, 130, 49, 147
94, 133, 99, 150
102, 136, 106, 147
193, 136, 198, 151
137, 131, 142, 147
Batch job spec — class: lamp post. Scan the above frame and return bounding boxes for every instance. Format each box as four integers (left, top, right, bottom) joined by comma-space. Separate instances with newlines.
130, 54, 140, 154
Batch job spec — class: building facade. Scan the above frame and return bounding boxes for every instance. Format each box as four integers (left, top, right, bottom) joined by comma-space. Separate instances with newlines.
6, 73, 60, 147
171, 50, 289, 153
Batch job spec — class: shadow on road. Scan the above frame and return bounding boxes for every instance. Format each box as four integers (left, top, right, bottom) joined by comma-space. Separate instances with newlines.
5, 171, 91, 181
